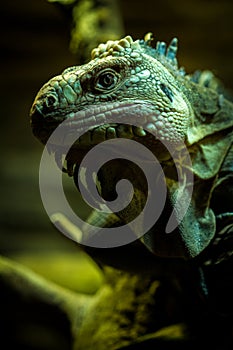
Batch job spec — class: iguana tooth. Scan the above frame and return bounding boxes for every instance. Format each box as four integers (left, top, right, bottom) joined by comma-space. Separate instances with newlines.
106, 126, 117, 139
133, 126, 147, 137
116, 124, 133, 138
90, 127, 106, 143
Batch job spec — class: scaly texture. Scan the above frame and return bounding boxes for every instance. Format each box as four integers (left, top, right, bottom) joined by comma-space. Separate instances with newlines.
30, 33, 233, 299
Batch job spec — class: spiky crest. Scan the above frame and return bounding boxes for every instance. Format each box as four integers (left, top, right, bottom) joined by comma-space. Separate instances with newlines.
91, 33, 185, 76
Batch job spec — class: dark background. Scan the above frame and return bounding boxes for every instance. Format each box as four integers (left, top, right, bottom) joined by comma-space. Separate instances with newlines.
0, 0, 233, 282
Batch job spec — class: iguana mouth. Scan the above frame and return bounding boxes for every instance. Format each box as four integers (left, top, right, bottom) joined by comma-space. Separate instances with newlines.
31, 100, 178, 174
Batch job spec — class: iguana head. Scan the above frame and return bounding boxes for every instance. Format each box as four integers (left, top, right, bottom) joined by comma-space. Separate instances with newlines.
30, 34, 193, 151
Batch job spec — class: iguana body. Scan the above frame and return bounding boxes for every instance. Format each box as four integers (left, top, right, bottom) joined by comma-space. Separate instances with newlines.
30, 33, 233, 267
30, 32, 233, 348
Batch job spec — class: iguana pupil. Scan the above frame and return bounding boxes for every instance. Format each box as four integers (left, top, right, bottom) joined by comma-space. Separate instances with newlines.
96, 70, 117, 90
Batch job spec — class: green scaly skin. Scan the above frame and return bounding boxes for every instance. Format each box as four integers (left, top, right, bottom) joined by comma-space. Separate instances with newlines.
30, 33, 233, 267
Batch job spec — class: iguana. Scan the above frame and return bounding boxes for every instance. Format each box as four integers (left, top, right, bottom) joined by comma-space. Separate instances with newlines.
30, 33, 233, 311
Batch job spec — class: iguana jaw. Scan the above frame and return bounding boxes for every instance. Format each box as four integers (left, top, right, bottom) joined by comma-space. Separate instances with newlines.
31, 99, 187, 142
30, 100, 185, 172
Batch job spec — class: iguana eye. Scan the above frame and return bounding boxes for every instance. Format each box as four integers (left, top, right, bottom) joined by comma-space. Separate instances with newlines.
95, 69, 119, 91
